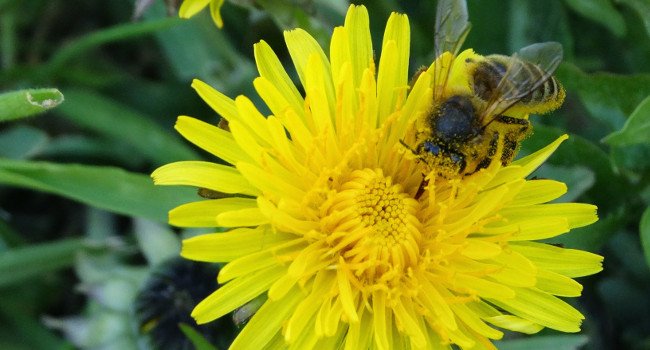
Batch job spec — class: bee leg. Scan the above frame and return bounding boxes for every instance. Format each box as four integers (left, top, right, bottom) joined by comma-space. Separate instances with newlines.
399, 139, 417, 154
492, 116, 530, 165
449, 151, 466, 173
409, 66, 428, 87
467, 131, 499, 174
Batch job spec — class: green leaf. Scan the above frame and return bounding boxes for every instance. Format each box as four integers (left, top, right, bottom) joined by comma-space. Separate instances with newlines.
178, 323, 219, 350
55, 89, 199, 165
609, 143, 650, 175
640, 206, 650, 269
496, 334, 589, 350
0, 125, 48, 159
0, 159, 196, 222
44, 17, 180, 74
603, 95, 650, 145
0, 238, 84, 287
556, 63, 650, 131
0, 88, 64, 121
38, 135, 143, 168
609, 228, 650, 278
564, 0, 626, 37
597, 275, 650, 326
617, 0, 650, 37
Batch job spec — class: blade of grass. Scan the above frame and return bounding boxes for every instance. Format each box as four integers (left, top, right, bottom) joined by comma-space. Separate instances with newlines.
0, 238, 84, 287
55, 89, 199, 165
178, 323, 219, 350
0, 159, 196, 222
44, 17, 180, 74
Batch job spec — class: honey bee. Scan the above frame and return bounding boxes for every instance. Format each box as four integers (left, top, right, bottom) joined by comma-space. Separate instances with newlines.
403, 0, 566, 177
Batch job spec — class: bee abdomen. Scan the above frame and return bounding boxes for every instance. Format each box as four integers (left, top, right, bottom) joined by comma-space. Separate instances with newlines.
517, 61, 561, 105
471, 57, 565, 114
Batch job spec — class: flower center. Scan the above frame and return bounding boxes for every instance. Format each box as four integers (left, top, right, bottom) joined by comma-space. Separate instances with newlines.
324, 168, 423, 287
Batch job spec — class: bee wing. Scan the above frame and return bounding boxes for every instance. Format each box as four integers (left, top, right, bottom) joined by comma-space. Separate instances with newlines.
434, 0, 471, 59
431, 0, 471, 98
483, 42, 563, 118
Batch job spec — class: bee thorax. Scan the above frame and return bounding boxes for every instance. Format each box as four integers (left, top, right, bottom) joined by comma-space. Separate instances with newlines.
433, 96, 480, 142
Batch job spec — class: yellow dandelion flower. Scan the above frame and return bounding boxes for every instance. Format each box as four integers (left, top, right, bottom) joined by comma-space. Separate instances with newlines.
178, 0, 225, 28
153, 5, 603, 349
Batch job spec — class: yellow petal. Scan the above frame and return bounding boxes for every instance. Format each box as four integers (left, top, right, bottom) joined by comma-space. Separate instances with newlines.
330, 27, 351, 91
324, 298, 344, 338
234, 95, 273, 146
228, 120, 265, 164
372, 291, 391, 350
257, 197, 319, 235
419, 279, 457, 330
178, 0, 210, 18
285, 277, 329, 343
377, 12, 409, 123
254, 40, 304, 114
151, 161, 259, 196
359, 67, 378, 129
336, 259, 359, 323
508, 179, 567, 206
175, 116, 250, 165
344, 4, 373, 87
462, 239, 502, 259
455, 273, 515, 299
181, 226, 294, 262
208, 0, 225, 28
499, 203, 598, 229
217, 207, 269, 227
511, 242, 604, 277
169, 197, 258, 227
484, 315, 543, 334
252, 76, 306, 138
191, 79, 239, 121
535, 269, 583, 297
229, 286, 303, 350
304, 53, 336, 138
238, 162, 305, 201
482, 216, 570, 241
192, 264, 285, 324
219, 238, 304, 283
284, 28, 335, 113
392, 299, 426, 348
392, 70, 432, 144
488, 287, 584, 332
344, 306, 373, 350
449, 302, 503, 339
487, 249, 537, 288
252, 79, 313, 148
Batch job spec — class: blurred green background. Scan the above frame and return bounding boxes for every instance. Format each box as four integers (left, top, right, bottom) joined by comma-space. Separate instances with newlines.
1, 0, 650, 349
